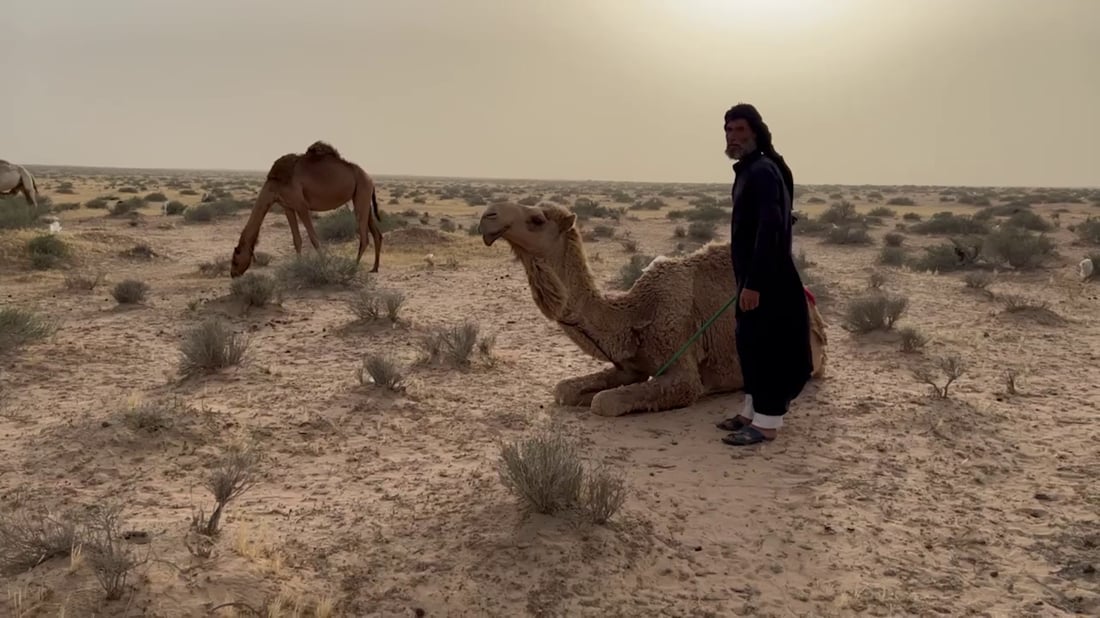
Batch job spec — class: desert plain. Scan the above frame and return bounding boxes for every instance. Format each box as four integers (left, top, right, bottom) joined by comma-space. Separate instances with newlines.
1, 166, 1098, 617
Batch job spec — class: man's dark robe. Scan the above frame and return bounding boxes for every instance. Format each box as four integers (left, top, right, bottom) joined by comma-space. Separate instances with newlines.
729, 149, 813, 415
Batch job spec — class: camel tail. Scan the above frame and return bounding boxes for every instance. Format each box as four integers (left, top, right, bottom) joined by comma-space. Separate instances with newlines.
370, 186, 382, 221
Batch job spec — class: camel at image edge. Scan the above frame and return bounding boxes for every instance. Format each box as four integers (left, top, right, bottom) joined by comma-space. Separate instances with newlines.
478, 201, 828, 418
231, 141, 384, 277
0, 159, 39, 207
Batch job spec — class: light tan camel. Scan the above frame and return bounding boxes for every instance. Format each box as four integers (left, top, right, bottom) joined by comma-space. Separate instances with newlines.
478, 201, 828, 417
230, 141, 383, 277
0, 160, 39, 207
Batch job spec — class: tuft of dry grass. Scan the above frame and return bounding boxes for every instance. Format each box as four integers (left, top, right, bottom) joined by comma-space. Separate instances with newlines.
358, 354, 406, 391
276, 252, 363, 289
419, 320, 492, 367
843, 292, 908, 333
25, 234, 70, 270
0, 306, 55, 354
64, 271, 106, 291
898, 326, 928, 353
230, 272, 280, 307
0, 508, 81, 574
913, 354, 967, 398
83, 504, 146, 600
179, 317, 249, 377
348, 287, 406, 322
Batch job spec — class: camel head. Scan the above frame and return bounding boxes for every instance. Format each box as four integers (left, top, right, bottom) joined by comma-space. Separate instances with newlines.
230, 243, 253, 278
479, 202, 578, 258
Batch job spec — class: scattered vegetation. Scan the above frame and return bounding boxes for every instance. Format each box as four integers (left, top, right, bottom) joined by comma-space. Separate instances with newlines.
843, 292, 908, 333
179, 317, 249, 376
913, 354, 966, 398
276, 252, 363, 289
230, 272, 280, 307
111, 279, 149, 304
0, 306, 54, 353
358, 354, 406, 391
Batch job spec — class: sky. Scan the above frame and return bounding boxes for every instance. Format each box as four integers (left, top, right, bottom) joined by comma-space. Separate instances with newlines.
3, 0, 1098, 187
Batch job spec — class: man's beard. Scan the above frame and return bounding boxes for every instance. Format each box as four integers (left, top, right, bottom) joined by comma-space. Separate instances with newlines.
725, 145, 742, 160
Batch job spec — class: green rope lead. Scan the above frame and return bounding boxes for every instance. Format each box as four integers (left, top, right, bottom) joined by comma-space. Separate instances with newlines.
651, 292, 740, 378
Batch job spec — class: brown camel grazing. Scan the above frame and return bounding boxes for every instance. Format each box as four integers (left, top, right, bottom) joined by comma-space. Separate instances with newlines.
478, 201, 828, 417
0, 160, 39, 207
230, 141, 383, 277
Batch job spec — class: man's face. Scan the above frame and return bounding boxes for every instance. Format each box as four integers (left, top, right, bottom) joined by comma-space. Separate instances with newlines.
724, 118, 756, 160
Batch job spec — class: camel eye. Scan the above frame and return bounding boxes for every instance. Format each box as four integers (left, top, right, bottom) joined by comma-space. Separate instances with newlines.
530, 215, 546, 226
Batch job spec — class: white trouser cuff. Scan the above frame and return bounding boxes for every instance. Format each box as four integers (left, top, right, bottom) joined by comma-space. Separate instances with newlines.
752, 412, 784, 430
741, 394, 754, 419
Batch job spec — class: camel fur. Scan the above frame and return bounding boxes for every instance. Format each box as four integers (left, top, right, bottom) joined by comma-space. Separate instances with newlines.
0, 160, 39, 207
231, 141, 384, 277
478, 201, 828, 417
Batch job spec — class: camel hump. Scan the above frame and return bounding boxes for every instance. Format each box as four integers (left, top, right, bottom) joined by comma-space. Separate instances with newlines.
266, 153, 300, 184
304, 140, 341, 160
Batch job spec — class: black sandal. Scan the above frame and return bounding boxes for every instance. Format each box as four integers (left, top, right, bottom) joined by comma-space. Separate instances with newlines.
715, 416, 751, 432
721, 426, 775, 446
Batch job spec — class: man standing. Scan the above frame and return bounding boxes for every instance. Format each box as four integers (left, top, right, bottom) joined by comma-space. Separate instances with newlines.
715, 103, 813, 446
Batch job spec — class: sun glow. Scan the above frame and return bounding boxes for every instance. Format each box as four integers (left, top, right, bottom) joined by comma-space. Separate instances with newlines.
663, 0, 843, 30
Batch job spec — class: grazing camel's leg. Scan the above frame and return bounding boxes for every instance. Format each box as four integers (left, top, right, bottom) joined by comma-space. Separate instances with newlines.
554, 366, 647, 407
281, 190, 323, 252
283, 208, 304, 254
589, 359, 704, 417
353, 189, 383, 272
298, 209, 323, 252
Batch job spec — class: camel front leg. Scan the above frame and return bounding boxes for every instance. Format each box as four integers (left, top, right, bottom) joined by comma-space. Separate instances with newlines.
554, 366, 647, 407
298, 210, 323, 252
589, 364, 704, 418
284, 209, 304, 254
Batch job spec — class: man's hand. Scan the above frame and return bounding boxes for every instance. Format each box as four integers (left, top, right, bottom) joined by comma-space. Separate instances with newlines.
740, 288, 760, 311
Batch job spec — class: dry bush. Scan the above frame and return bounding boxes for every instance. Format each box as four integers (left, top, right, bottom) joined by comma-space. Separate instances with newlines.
867, 271, 887, 289
348, 287, 405, 322
617, 254, 655, 290
0, 306, 55, 353
0, 199, 52, 229
687, 221, 717, 241
198, 259, 230, 277
1074, 218, 1100, 244
0, 508, 81, 574
498, 427, 628, 524
1003, 368, 1022, 395
230, 272, 280, 307
910, 243, 976, 272
65, 271, 106, 291
419, 320, 491, 367
878, 246, 907, 266
25, 233, 70, 269
869, 206, 897, 218
898, 326, 927, 353
963, 271, 994, 289
913, 354, 966, 398
909, 213, 989, 236
111, 279, 149, 304
824, 225, 872, 245
83, 504, 146, 600
276, 252, 363, 289
179, 317, 249, 376
843, 292, 908, 333
882, 232, 905, 247
190, 444, 260, 539
316, 208, 357, 241
982, 227, 1055, 269
358, 354, 405, 391
120, 396, 193, 433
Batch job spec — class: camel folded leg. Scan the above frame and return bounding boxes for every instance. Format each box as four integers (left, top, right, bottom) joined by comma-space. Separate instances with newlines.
554, 366, 647, 407
589, 365, 704, 418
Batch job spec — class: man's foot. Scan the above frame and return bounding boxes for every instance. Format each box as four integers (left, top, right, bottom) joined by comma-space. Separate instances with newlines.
721, 425, 777, 446
715, 415, 753, 432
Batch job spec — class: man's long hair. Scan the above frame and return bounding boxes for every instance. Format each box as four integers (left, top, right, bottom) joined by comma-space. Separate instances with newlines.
724, 103, 794, 201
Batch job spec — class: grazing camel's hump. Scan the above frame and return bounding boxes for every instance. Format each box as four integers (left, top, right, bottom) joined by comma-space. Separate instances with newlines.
266, 154, 300, 185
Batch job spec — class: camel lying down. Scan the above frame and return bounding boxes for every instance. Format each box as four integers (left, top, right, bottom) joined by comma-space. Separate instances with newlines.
478, 201, 827, 417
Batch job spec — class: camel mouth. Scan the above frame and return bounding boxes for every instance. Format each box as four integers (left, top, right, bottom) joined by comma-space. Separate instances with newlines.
481, 226, 507, 246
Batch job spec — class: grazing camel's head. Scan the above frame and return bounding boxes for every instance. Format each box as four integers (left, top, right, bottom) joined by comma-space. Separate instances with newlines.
478, 202, 578, 258
230, 242, 253, 278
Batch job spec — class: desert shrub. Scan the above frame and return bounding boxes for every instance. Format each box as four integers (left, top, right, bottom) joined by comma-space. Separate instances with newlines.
276, 252, 362, 289
143, 192, 167, 202
1004, 209, 1052, 232
53, 202, 79, 211
868, 206, 896, 218
883, 232, 905, 247
630, 197, 665, 210
186, 445, 259, 560
65, 272, 105, 291
83, 504, 145, 600
687, 220, 716, 241
898, 327, 927, 353
419, 320, 489, 367
964, 271, 994, 289
886, 196, 916, 206
0, 508, 80, 575
109, 197, 144, 216
982, 227, 1054, 269
439, 218, 457, 233
579, 464, 628, 525
910, 243, 972, 272
910, 213, 989, 235
111, 279, 149, 304
824, 225, 872, 245
229, 272, 279, 307
183, 204, 215, 222
165, 201, 186, 215
358, 354, 405, 391
179, 317, 249, 376
84, 197, 110, 209
902, 212, 921, 222
617, 254, 655, 289
25, 233, 70, 269
913, 355, 966, 398
843, 292, 908, 333
0, 198, 51, 229
818, 201, 864, 226
316, 208, 357, 241
348, 287, 405, 322
1075, 218, 1100, 245
673, 225, 686, 238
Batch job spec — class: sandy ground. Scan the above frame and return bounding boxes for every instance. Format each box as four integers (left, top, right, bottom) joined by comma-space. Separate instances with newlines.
1, 169, 1098, 617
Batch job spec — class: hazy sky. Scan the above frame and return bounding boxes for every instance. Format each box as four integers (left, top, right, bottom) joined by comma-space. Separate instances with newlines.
4, 0, 1098, 187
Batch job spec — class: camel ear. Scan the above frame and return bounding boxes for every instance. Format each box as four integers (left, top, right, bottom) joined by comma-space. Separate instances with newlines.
559, 212, 577, 233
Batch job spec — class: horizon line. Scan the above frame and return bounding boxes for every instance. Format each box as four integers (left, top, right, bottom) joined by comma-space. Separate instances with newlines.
20, 161, 1100, 192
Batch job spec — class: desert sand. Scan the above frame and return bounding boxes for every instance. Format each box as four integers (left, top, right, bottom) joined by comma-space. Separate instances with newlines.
1, 167, 1098, 617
